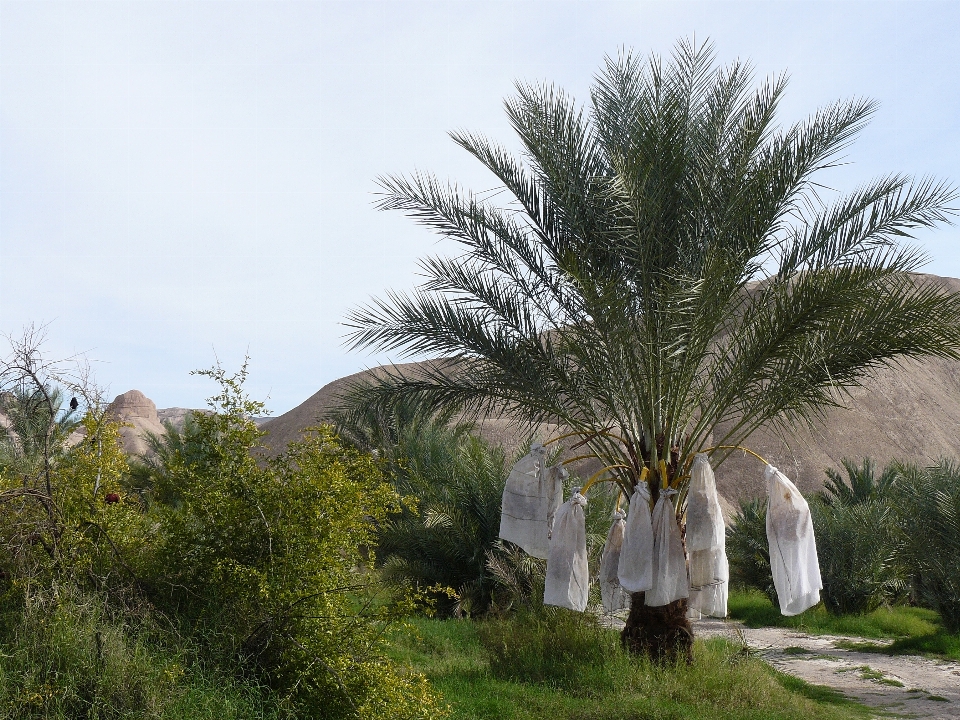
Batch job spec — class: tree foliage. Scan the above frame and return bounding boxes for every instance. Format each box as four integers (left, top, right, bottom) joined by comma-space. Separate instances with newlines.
894, 460, 960, 633
339, 38, 960, 502
139, 363, 447, 718
1, 336, 448, 719
820, 457, 899, 506
373, 416, 506, 616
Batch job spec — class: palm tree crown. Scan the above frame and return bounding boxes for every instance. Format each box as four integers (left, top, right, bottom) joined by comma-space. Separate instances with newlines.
343, 39, 960, 499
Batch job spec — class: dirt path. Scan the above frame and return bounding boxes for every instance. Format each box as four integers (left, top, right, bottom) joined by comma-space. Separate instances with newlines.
694, 617, 960, 719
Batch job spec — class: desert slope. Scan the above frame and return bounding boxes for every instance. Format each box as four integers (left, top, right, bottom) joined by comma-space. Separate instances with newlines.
258, 354, 960, 503
260, 275, 960, 502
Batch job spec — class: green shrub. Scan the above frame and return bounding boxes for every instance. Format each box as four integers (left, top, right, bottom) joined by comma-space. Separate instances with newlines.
893, 460, 960, 633
0, 588, 285, 720
477, 606, 625, 692
811, 499, 905, 614
141, 364, 447, 718
726, 498, 778, 606
0, 409, 148, 600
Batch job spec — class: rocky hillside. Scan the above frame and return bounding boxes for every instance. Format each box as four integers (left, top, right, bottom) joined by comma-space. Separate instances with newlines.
105, 390, 166, 457
259, 278, 960, 503
84, 274, 960, 504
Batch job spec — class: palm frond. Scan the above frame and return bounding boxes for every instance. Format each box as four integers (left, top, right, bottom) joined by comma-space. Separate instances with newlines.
340, 37, 960, 497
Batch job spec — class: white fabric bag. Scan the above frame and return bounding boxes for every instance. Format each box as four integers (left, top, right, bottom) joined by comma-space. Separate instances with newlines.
688, 547, 728, 618
599, 509, 629, 613
544, 464, 568, 541
765, 464, 822, 616
543, 490, 589, 612
617, 483, 654, 593
645, 489, 690, 607
686, 454, 729, 618
499, 444, 564, 559
686, 454, 724, 555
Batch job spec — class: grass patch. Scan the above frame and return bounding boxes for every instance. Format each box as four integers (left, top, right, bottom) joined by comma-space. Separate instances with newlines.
837, 665, 903, 687
865, 669, 903, 687
783, 646, 813, 655
729, 589, 940, 638
836, 633, 960, 661
773, 673, 849, 705
729, 589, 960, 661
388, 613, 874, 720
0, 595, 287, 719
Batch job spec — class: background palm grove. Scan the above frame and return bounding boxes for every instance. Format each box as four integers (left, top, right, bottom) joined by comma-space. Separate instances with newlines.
2, 37, 960, 720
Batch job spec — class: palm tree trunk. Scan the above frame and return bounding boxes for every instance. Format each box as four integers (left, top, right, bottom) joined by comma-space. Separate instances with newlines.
620, 593, 693, 663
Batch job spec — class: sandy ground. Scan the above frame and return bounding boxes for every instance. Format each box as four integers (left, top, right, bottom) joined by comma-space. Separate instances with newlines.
602, 615, 960, 719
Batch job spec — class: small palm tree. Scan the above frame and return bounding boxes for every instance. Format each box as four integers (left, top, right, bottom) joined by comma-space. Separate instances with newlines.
0, 384, 79, 476
341, 39, 960, 659
376, 419, 507, 616
894, 460, 960, 632
821, 457, 899, 506
126, 414, 204, 505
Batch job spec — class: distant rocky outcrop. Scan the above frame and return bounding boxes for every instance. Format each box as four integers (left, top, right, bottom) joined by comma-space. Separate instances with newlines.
106, 390, 166, 457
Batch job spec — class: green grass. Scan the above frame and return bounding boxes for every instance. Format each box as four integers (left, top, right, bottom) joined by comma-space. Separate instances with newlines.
0, 594, 287, 719
837, 665, 904, 687
728, 588, 960, 661
729, 588, 939, 638
387, 614, 873, 720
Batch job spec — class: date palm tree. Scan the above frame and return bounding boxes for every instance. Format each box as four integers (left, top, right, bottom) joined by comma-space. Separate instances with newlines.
341, 38, 960, 660
0, 384, 79, 477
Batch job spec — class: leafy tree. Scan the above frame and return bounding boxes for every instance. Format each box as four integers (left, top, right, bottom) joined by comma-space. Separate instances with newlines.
340, 39, 960, 659
142, 364, 447, 719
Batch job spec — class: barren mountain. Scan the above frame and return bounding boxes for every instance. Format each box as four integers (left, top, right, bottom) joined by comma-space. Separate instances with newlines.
259, 276, 960, 504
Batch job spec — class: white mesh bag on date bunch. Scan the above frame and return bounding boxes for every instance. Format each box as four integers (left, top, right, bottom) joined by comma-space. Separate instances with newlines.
765, 464, 822, 616
499, 444, 564, 559
617, 482, 654, 593
686, 454, 728, 618
543, 490, 589, 612
599, 509, 629, 613
645, 488, 690, 607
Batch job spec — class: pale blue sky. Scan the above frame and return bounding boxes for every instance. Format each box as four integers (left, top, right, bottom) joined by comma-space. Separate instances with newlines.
2, 1, 959, 413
